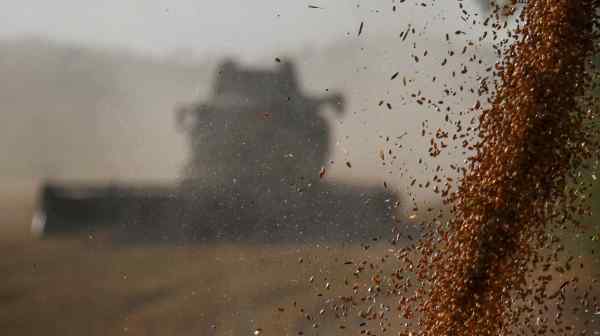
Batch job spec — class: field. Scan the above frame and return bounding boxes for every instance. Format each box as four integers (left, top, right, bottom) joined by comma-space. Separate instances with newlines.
1, 186, 599, 335
1, 238, 404, 336
0, 183, 403, 335
0, 184, 390, 335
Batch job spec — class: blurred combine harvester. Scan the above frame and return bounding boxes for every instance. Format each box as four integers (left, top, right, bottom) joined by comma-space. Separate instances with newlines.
34, 59, 401, 243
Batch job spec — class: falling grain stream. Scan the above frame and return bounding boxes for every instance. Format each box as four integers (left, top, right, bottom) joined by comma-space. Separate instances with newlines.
267, 2, 600, 335
418, 1, 600, 335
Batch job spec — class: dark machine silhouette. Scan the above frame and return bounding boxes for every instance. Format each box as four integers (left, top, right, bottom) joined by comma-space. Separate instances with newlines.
36, 59, 402, 243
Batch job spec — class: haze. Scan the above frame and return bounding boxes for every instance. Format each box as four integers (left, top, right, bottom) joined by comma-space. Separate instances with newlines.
0, 0, 496, 201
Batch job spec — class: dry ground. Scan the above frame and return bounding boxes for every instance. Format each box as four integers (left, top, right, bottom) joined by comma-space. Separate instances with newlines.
1, 185, 598, 335
0, 185, 382, 336
2, 238, 599, 336
0, 238, 403, 336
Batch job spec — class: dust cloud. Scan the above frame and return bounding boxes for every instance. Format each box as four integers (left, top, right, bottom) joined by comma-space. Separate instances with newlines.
0, 35, 496, 186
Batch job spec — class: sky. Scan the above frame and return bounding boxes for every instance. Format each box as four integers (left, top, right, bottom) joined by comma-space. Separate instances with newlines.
0, 0, 489, 61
